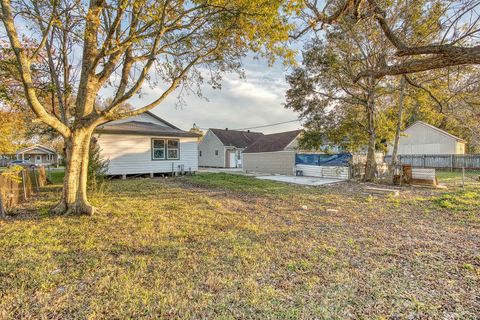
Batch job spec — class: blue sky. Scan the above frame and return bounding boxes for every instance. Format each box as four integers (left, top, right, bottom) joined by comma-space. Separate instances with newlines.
137, 57, 303, 134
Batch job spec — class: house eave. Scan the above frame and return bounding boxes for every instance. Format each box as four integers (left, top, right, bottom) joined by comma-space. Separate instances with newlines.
95, 129, 201, 138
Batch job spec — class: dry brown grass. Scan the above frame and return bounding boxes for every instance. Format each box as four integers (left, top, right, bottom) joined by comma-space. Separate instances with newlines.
0, 173, 478, 319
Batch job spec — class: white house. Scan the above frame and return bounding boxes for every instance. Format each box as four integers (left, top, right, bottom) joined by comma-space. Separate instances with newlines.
95, 112, 200, 176
387, 121, 466, 155
198, 128, 264, 168
15, 144, 60, 166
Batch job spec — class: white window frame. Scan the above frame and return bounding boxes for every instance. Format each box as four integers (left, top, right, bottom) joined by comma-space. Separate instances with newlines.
166, 139, 180, 160
151, 139, 166, 160
151, 138, 180, 160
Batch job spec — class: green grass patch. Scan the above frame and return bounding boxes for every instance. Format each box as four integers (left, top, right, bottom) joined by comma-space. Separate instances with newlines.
436, 170, 480, 184
434, 189, 480, 212
185, 172, 299, 195
47, 169, 65, 184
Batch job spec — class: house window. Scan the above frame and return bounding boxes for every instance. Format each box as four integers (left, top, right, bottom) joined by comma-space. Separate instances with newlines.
152, 139, 166, 159
152, 139, 180, 160
167, 140, 179, 160
199, 151, 202, 157
215, 150, 219, 156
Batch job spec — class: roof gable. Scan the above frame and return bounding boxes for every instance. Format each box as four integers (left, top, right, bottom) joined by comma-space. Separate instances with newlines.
210, 129, 264, 148
96, 120, 200, 137
96, 110, 198, 137
105, 111, 180, 130
406, 121, 466, 143
243, 130, 302, 153
16, 144, 57, 155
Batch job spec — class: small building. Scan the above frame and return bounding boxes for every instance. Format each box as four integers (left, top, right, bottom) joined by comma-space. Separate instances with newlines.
198, 128, 264, 168
243, 130, 302, 175
387, 121, 466, 155
95, 111, 200, 176
15, 144, 60, 166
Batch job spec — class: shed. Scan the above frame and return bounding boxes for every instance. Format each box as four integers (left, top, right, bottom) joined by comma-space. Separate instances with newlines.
387, 121, 466, 155
242, 130, 302, 175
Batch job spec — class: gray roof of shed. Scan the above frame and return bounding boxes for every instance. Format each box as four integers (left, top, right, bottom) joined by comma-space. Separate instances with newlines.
96, 121, 200, 137
210, 128, 264, 148
243, 130, 302, 153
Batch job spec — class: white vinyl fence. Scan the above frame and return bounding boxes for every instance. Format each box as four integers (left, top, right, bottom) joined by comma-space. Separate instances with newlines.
295, 164, 350, 180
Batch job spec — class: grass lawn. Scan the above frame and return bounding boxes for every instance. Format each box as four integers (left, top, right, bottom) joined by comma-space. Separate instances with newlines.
436, 169, 480, 185
0, 173, 479, 318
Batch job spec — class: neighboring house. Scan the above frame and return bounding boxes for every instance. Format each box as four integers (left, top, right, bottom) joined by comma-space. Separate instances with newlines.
95, 111, 201, 176
198, 128, 264, 168
387, 121, 466, 155
243, 130, 302, 175
15, 144, 60, 166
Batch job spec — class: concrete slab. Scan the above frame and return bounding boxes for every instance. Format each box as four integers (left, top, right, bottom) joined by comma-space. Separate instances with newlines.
256, 175, 346, 186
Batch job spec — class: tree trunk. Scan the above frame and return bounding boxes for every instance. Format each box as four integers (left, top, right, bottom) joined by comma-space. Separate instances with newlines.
364, 88, 377, 182
389, 75, 406, 182
52, 128, 95, 215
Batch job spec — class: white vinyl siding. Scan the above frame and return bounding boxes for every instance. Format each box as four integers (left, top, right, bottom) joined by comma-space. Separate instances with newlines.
387, 122, 465, 155
295, 164, 350, 180
198, 130, 226, 167
96, 134, 198, 175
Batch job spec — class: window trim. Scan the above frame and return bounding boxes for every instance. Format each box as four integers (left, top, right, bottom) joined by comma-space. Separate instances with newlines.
151, 138, 180, 161
166, 139, 180, 160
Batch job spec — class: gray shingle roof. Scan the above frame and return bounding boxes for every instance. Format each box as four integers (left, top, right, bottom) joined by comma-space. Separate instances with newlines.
210, 129, 264, 148
243, 130, 302, 153
96, 121, 200, 138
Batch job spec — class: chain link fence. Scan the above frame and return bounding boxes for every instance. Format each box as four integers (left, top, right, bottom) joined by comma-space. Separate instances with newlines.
0, 166, 48, 216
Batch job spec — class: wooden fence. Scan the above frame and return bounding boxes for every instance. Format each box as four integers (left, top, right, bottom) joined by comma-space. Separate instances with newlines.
384, 154, 480, 170
0, 167, 48, 216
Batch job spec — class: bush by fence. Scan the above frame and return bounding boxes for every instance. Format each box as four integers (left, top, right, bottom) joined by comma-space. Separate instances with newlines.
0, 166, 48, 216
384, 154, 480, 170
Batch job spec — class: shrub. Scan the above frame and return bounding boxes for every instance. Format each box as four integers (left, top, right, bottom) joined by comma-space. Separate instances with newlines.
88, 138, 109, 192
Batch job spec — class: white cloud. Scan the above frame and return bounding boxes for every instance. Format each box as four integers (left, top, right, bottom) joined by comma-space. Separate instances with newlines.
120, 56, 302, 134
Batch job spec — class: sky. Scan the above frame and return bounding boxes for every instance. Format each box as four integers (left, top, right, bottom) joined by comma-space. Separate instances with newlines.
134, 57, 303, 134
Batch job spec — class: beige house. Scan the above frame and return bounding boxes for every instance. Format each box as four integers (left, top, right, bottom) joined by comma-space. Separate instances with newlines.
16, 145, 60, 166
243, 130, 302, 175
198, 129, 264, 168
387, 121, 466, 155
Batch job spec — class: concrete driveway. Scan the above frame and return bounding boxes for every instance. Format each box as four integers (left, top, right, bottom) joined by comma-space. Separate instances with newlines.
256, 175, 346, 186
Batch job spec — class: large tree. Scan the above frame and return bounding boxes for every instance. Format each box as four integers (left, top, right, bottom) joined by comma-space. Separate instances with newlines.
299, 0, 480, 77
0, 0, 296, 215
286, 18, 394, 182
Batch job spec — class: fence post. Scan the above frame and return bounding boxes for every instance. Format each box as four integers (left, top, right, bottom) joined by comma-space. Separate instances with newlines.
450, 155, 453, 172
21, 170, 27, 200
462, 167, 465, 190
0, 194, 5, 218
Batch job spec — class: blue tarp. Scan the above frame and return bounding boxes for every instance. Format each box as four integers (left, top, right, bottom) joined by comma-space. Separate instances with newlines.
295, 153, 352, 167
